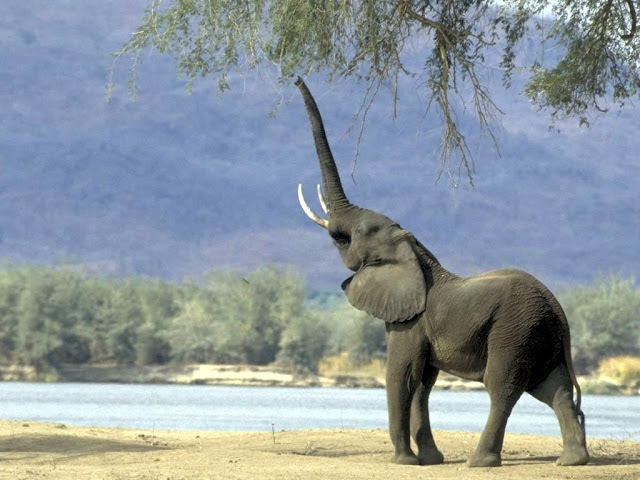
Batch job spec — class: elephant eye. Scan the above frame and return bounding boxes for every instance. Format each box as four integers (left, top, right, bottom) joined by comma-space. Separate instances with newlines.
334, 237, 349, 248
331, 232, 350, 248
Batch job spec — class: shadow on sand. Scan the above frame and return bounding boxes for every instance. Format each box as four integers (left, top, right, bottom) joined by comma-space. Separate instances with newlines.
0, 431, 170, 462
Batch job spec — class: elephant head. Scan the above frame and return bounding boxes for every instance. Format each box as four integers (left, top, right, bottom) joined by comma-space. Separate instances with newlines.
295, 77, 428, 324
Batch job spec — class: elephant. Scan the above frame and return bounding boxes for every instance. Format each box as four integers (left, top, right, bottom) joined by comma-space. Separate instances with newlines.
293, 77, 590, 468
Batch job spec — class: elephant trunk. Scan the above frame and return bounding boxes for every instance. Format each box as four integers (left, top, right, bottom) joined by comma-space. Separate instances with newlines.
295, 77, 351, 214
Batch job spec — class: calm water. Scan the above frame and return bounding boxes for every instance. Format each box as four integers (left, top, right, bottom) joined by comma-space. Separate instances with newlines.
0, 383, 638, 441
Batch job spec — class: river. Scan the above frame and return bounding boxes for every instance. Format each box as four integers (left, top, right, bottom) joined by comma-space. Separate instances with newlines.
0, 382, 637, 441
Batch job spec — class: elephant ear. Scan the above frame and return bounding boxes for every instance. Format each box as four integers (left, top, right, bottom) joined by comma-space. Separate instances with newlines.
341, 240, 426, 323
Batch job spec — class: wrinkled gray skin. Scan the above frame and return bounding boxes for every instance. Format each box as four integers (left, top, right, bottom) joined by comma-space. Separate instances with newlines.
294, 78, 590, 468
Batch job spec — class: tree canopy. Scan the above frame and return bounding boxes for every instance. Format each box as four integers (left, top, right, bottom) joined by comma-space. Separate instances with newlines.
111, 0, 639, 183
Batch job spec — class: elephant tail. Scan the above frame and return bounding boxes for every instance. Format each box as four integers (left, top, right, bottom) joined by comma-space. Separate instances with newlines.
565, 344, 586, 438
564, 341, 582, 413
556, 299, 586, 436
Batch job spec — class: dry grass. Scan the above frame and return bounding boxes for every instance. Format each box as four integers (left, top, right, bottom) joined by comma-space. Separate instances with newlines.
318, 353, 386, 378
598, 356, 640, 386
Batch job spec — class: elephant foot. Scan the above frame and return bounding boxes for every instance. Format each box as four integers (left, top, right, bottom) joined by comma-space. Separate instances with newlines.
392, 451, 420, 465
556, 447, 590, 466
418, 448, 444, 465
466, 451, 501, 468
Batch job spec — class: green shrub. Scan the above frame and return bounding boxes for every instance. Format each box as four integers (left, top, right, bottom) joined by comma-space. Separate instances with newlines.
322, 299, 386, 366
277, 312, 330, 375
560, 275, 640, 373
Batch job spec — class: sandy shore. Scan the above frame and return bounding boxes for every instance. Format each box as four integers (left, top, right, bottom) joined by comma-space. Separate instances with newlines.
1, 420, 638, 479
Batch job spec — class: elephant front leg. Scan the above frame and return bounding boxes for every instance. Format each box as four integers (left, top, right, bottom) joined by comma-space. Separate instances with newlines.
411, 365, 444, 465
385, 326, 426, 465
386, 367, 420, 465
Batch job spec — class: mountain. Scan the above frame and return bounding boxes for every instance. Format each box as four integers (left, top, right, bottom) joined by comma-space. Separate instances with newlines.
1, 1, 638, 289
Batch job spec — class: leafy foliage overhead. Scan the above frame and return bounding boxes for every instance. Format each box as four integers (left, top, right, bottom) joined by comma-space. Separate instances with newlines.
111, 0, 639, 182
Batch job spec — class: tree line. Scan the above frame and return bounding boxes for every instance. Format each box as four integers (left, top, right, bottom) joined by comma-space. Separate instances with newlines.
0, 265, 637, 375
0, 265, 384, 375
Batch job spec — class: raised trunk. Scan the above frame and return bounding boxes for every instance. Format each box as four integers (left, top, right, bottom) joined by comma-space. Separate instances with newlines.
295, 77, 350, 213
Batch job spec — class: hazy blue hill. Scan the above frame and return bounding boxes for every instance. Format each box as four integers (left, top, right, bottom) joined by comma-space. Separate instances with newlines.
1, 1, 638, 289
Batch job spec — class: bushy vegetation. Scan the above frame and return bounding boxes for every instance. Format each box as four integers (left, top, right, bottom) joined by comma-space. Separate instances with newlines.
0, 265, 384, 375
559, 275, 640, 373
0, 266, 637, 378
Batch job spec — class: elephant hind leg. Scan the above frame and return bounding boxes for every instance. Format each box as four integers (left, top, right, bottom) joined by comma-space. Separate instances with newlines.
528, 365, 590, 466
467, 384, 522, 467
468, 347, 528, 468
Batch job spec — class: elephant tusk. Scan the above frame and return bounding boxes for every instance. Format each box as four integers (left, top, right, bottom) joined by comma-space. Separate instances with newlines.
316, 184, 328, 214
298, 184, 329, 229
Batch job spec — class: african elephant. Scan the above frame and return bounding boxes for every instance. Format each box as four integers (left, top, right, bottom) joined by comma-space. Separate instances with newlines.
293, 77, 589, 468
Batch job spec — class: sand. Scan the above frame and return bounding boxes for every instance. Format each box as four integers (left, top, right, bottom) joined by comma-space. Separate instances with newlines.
1, 420, 639, 479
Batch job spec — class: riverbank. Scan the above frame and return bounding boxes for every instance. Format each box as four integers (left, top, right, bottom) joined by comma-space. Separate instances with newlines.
0, 363, 462, 389
0, 363, 637, 395
1, 420, 638, 480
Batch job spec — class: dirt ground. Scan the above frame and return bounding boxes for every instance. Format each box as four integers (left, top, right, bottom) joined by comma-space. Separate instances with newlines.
1, 420, 639, 480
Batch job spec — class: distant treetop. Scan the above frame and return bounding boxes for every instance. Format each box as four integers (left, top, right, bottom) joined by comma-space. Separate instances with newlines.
110, 0, 639, 184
